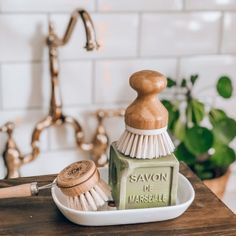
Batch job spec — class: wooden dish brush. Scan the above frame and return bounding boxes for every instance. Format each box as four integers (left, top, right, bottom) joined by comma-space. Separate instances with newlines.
0, 160, 111, 211
117, 70, 175, 159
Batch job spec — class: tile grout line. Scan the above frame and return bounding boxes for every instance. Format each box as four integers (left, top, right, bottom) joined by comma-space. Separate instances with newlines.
218, 12, 225, 54
36, 145, 91, 154
1, 101, 129, 113
94, 0, 98, 12
91, 59, 96, 104
2, 52, 236, 65
176, 57, 181, 79
1, 10, 236, 14
137, 12, 142, 57
175, 57, 181, 98
182, 0, 186, 11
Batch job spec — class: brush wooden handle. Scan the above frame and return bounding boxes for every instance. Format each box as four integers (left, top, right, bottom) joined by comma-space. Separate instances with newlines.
0, 182, 38, 199
125, 70, 168, 130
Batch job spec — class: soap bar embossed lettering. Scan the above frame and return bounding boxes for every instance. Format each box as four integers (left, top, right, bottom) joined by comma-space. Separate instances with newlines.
128, 194, 167, 204
127, 172, 168, 205
129, 173, 168, 183
126, 167, 171, 208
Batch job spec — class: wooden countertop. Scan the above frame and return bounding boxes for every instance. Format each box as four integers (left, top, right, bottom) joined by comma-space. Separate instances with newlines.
0, 163, 236, 235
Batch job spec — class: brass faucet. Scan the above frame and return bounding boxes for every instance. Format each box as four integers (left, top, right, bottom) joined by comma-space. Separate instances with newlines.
0, 9, 125, 178
29, 9, 100, 163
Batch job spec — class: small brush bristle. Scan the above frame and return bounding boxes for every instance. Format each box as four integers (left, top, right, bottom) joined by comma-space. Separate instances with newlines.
65, 181, 111, 211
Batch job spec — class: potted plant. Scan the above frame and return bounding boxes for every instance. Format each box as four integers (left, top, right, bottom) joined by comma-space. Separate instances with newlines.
163, 75, 236, 198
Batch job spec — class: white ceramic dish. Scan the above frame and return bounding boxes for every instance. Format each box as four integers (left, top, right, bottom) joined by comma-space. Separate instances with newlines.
51, 168, 195, 226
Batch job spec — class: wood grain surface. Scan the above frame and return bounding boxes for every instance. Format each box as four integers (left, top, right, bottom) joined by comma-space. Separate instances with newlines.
125, 70, 168, 130
0, 163, 236, 236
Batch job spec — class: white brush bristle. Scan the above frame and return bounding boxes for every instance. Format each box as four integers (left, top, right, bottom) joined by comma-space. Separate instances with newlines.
66, 181, 111, 211
116, 128, 175, 159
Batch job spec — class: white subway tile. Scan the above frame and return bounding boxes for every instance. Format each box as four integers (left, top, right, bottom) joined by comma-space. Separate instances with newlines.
222, 13, 236, 53
0, 0, 95, 13
98, 0, 183, 11
20, 149, 90, 176
0, 15, 47, 62
0, 130, 6, 151
224, 159, 236, 209
48, 125, 77, 150
60, 61, 93, 106
1, 61, 92, 109
141, 13, 221, 56
49, 13, 139, 59
0, 155, 6, 179
179, 55, 236, 100
223, 188, 236, 214
95, 59, 177, 103
48, 104, 125, 151
185, 0, 236, 10
104, 115, 125, 143
0, 110, 49, 154
48, 106, 96, 150
0, 126, 8, 178
215, 96, 236, 119
1, 63, 50, 109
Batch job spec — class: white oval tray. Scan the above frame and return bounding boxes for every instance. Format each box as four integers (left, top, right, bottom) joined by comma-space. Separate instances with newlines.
51, 168, 195, 226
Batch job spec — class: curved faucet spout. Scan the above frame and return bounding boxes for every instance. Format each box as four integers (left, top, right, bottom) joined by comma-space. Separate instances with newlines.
49, 9, 99, 51
46, 8, 99, 120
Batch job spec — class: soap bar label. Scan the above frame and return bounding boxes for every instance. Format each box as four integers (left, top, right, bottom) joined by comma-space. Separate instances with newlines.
129, 173, 168, 183
128, 193, 167, 204
125, 167, 171, 208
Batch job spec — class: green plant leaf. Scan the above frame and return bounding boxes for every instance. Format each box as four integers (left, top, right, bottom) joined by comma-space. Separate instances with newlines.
213, 118, 236, 144
175, 142, 196, 165
211, 144, 236, 168
209, 108, 227, 126
162, 100, 180, 130
167, 77, 176, 88
186, 100, 192, 126
184, 126, 214, 155
194, 163, 214, 180
190, 99, 205, 125
216, 76, 233, 99
186, 99, 205, 125
180, 78, 187, 87
200, 171, 214, 180
190, 74, 199, 85
173, 118, 186, 141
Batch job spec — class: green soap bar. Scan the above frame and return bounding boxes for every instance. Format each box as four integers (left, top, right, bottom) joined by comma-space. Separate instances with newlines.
109, 142, 179, 210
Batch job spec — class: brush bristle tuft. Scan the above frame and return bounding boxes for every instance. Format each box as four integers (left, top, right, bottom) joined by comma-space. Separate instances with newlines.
66, 181, 111, 211
117, 129, 174, 159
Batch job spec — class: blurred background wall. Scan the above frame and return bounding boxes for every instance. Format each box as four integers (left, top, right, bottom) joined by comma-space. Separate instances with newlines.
0, 0, 236, 178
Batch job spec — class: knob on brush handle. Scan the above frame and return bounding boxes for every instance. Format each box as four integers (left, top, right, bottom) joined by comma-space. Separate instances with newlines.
125, 70, 168, 130
130, 70, 167, 95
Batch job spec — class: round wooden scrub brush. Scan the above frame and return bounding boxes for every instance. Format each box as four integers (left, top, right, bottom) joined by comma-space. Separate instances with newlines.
116, 70, 175, 159
0, 160, 111, 211
57, 160, 111, 211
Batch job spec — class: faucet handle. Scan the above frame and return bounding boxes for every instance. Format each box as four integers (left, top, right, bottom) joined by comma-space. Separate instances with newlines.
0, 122, 15, 135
